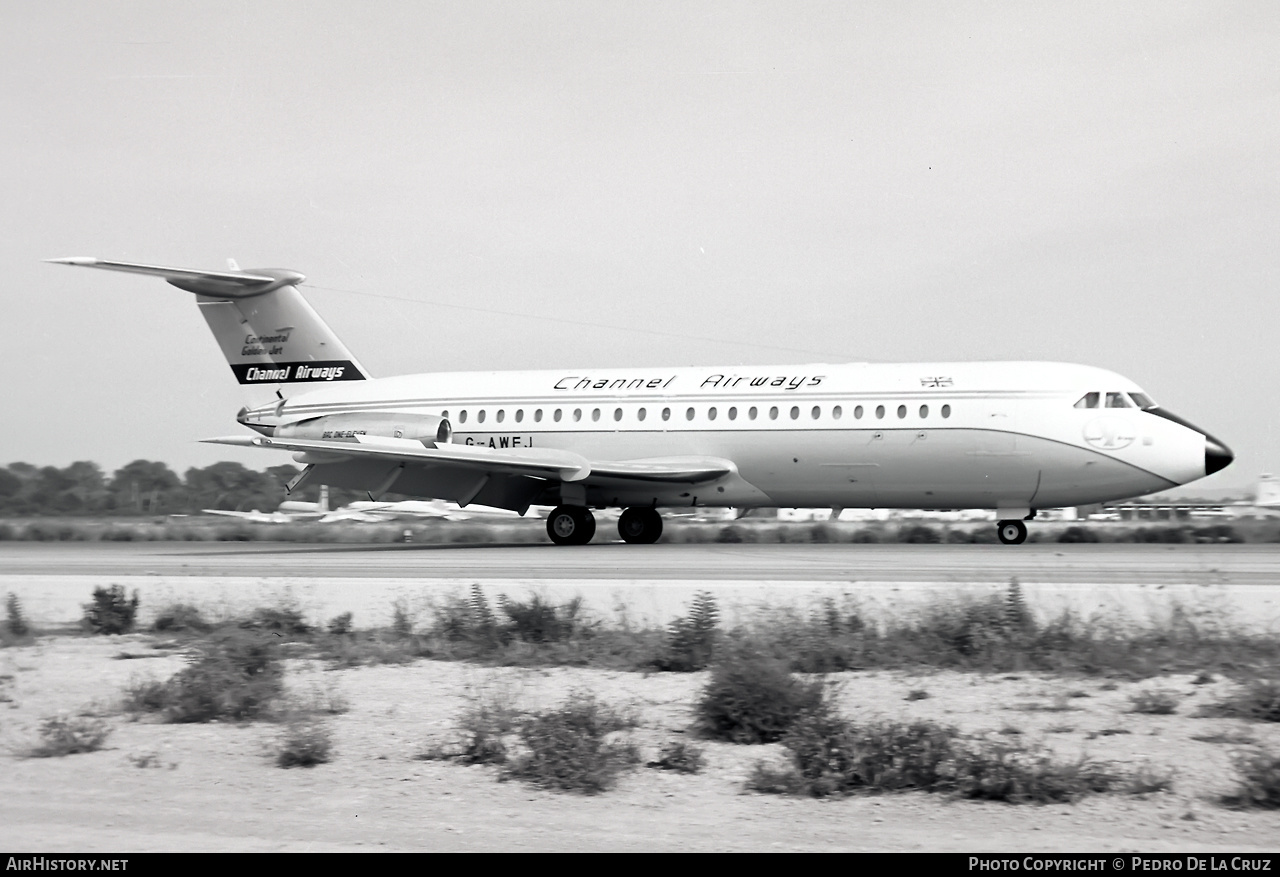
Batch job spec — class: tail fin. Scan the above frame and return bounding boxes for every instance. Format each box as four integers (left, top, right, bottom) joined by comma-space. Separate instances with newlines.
47, 257, 371, 385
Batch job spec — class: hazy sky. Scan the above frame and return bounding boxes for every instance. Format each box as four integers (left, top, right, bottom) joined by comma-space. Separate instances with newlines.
3, 1, 1276, 495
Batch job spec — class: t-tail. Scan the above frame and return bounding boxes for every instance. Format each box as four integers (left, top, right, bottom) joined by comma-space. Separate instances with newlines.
46, 257, 371, 386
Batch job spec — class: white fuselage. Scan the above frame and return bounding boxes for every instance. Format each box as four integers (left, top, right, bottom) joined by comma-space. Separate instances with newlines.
248, 360, 1215, 513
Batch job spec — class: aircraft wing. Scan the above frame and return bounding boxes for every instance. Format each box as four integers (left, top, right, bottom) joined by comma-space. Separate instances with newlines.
204, 434, 594, 481
201, 509, 288, 523
200, 432, 742, 496
202, 435, 735, 486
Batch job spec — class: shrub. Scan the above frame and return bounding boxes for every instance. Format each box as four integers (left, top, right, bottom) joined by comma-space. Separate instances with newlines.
899, 524, 942, 544
82, 585, 139, 635
152, 603, 210, 633
1198, 679, 1280, 722
391, 598, 414, 637
748, 713, 959, 797
125, 629, 285, 723
275, 721, 333, 768
1129, 688, 1180, 715
326, 611, 354, 636
716, 525, 745, 543
27, 714, 112, 757
647, 740, 706, 774
696, 650, 826, 743
653, 591, 720, 671
1057, 526, 1100, 543
501, 593, 585, 644
5, 593, 29, 637
750, 712, 1145, 803
951, 742, 1124, 803
501, 692, 639, 793
244, 605, 310, 636
1222, 748, 1280, 809
422, 686, 523, 765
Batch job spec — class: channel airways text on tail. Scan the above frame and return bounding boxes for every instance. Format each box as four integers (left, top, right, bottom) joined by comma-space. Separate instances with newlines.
48, 256, 1233, 545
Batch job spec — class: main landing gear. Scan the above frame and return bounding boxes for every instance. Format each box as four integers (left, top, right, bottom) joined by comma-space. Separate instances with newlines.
996, 519, 1028, 545
617, 507, 663, 544
545, 506, 665, 545
546, 505, 596, 546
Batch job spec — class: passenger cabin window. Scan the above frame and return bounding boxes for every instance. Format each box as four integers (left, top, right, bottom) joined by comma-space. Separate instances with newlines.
477, 410, 486, 424
1105, 392, 1132, 408
941, 404, 951, 418
459, 410, 468, 424
1074, 392, 1100, 409
728, 406, 737, 420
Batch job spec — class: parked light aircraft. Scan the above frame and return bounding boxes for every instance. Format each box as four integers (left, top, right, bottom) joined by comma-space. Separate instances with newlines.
49, 257, 1233, 545
201, 485, 527, 523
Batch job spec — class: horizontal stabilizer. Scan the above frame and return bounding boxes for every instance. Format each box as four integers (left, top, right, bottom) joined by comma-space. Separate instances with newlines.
46, 257, 298, 297
48, 256, 370, 384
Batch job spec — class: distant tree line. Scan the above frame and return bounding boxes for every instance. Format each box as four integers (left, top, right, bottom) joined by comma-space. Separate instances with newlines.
0, 460, 368, 517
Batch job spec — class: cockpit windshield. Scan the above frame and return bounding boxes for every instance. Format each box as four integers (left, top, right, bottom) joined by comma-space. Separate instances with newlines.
1075, 391, 1157, 409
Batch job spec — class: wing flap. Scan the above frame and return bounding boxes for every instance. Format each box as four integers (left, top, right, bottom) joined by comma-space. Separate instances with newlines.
588, 456, 734, 483
203, 435, 592, 482
205, 437, 737, 487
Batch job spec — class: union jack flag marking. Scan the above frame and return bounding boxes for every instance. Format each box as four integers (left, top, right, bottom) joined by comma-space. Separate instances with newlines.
920, 377, 953, 388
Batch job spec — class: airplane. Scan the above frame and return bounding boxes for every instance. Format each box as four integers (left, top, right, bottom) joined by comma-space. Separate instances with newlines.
48, 257, 1234, 545
316, 498, 539, 523
203, 484, 335, 523
202, 485, 532, 523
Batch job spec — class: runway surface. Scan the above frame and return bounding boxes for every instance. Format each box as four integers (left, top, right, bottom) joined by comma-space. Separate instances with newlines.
3, 541, 1277, 583
3, 542, 1279, 630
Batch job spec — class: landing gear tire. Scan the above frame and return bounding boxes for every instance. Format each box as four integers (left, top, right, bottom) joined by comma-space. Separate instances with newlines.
547, 505, 596, 545
618, 507, 663, 544
997, 519, 1028, 545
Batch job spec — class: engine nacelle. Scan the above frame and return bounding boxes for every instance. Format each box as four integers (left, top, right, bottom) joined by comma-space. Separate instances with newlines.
276, 413, 452, 446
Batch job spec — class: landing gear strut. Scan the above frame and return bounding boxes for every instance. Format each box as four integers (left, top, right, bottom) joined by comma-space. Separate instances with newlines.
996, 519, 1028, 545
618, 507, 663, 544
546, 505, 596, 545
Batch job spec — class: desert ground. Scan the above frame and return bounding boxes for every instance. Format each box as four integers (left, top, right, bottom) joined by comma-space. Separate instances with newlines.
1, 542, 1279, 852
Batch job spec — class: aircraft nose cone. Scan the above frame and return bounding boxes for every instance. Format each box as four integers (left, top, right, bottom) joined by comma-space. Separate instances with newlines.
1206, 437, 1234, 476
